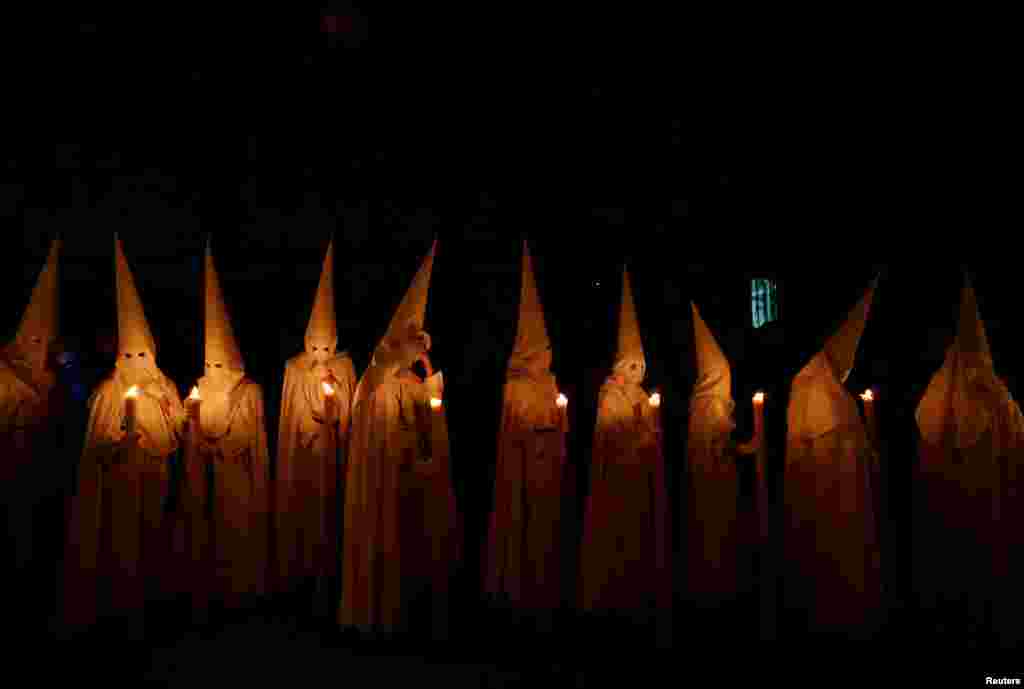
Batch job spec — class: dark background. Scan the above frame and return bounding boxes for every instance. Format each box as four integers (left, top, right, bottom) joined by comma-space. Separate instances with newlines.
2, 9, 1018, 682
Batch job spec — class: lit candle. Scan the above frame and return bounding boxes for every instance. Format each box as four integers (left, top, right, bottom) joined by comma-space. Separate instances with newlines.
753, 391, 765, 442
124, 385, 140, 435
555, 392, 569, 430
860, 388, 877, 446
187, 385, 201, 422
322, 381, 336, 422
649, 392, 661, 408
426, 394, 448, 470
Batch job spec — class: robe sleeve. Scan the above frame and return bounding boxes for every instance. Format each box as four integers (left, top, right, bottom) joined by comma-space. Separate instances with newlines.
142, 383, 183, 461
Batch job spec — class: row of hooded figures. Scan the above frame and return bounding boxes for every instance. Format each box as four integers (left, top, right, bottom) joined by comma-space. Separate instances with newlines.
2, 235, 1023, 646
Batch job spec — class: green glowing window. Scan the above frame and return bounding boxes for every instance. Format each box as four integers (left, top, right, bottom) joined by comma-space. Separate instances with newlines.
752, 279, 778, 328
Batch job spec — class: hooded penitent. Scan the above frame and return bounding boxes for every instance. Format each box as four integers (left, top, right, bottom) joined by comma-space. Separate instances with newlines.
579, 266, 670, 621
173, 241, 270, 612
686, 299, 751, 602
62, 234, 185, 629
913, 275, 1024, 643
1, 237, 63, 580
485, 241, 569, 615
340, 239, 458, 638
275, 238, 356, 602
784, 277, 880, 633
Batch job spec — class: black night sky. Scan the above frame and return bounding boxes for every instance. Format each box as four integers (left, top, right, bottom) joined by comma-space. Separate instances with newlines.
2, 10, 1019, 685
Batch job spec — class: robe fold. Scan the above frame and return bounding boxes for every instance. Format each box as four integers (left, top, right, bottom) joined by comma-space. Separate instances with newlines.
274, 352, 355, 591
685, 393, 752, 602
173, 376, 270, 609
396, 371, 460, 634
61, 368, 183, 628
485, 369, 570, 611
784, 352, 881, 633
340, 366, 457, 634
579, 379, 670, 616
0, 352, 61, 573
914, 351, 1024, 642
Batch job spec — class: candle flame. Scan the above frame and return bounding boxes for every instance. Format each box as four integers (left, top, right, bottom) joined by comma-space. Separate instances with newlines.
189, 386, 201, 401
556, 393, 568, 408
125, 385, 140, 399
430, 397, 442, 410
861, 389, 874, 402
649, 392, 661, 408
322, 381, 336, 396
753, 391, 765, 403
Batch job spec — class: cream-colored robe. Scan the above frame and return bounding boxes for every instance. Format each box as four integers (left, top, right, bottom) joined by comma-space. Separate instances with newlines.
274, 352, 355, 591
0, 349, 60, 571
580, 378, 669, 617
175, 376, 270, 608
485, 368, 569, 611
914, 353, 1024, 641
62, 366, 183, 628
784, 352, 881, 632
686, 383, 750, 602
339, 349, 456, 634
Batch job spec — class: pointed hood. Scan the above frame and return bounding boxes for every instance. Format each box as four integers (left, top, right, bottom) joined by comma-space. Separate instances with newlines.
691, 300, 732, 400
916, 274, 1010, 449
204, 241, 244, 371
15, 236, 60, 347
381, 238, 436, 347
115, 234, 157, 358
614, 266, 644, 364
954, 274, 992, 366
823, 275, 877, 383
362, 240, 435, 388
304, 238, 338, 346
508, 240, 552, 371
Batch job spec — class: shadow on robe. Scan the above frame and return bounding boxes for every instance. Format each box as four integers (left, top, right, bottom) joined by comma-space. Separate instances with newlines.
579, 380, 670, 626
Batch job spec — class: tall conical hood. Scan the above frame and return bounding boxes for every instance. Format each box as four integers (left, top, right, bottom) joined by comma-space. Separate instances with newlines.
304, 238, 337, 344
823, 275, 877, 382
15, 237, 60, 346
954, 275, 992, 366
204, 242, 244, 371
691, 300, 732, 399
509, 240, 552, 369
916, 274, 1007, 449
115, 234, 157, 357
382, 239, 436, 345
615, 266, 644, 364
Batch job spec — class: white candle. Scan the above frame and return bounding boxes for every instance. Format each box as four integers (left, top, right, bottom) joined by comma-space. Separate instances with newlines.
753, 391, 765, 443
187, 385, 201, 422
556, 393, 568, 409
124, 385, 140, 435
860, 388, 877, 445
427, 396, 447, 468
322, 381, 336, 421
648, 392, 661, 408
